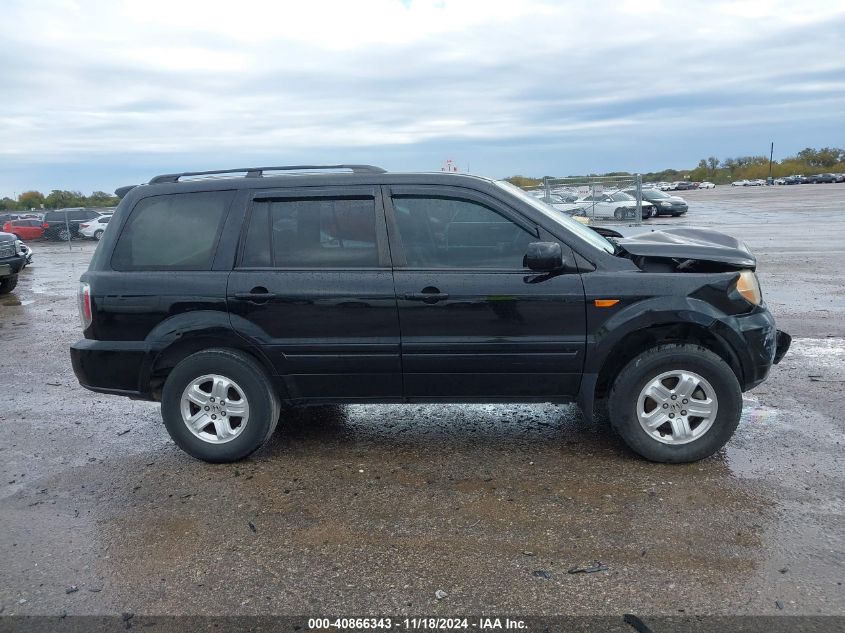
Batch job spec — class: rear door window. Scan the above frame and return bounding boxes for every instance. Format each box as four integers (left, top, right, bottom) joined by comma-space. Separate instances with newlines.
112, 191, 234, 270
240, 196, 378, 268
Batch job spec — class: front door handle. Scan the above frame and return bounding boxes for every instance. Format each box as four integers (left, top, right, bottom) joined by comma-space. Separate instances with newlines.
233, 287, 276, 302
404, 287, 449, 304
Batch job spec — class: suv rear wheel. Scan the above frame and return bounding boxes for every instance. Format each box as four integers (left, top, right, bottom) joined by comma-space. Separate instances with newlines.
161, 349, 280, 462
607, 344, 742, 463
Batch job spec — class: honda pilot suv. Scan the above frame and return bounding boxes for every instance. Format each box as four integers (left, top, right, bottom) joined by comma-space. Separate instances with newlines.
70, 165, 790, 463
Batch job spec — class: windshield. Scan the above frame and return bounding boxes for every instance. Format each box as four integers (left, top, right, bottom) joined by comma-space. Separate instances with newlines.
642, 188, 669, 199
494, 180, 615, 254
610, 192, 634, 202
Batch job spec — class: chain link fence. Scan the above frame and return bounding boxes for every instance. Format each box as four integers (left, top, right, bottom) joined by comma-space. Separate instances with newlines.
523, 174, 645, 226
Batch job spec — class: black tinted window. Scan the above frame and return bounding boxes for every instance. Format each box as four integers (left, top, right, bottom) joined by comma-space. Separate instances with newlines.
392, 196, 535, 269
112, 191, 232, 270
241, 197, 378, 268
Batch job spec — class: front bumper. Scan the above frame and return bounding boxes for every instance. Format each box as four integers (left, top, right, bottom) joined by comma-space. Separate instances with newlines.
0, 254, 26, 275
773, 330, 791, 364
728, 307, 790, 390
70, 339, 156, 399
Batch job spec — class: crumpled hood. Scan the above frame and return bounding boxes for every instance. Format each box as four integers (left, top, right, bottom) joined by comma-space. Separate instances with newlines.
617, 227, 756, 269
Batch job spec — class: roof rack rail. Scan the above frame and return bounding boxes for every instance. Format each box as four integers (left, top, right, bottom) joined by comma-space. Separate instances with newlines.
149, 164, 387, 184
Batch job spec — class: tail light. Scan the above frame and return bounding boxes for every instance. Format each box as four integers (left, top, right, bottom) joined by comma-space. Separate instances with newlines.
42, 222, 49, 229
80, 224, 89, 229
78, 282, 92, 330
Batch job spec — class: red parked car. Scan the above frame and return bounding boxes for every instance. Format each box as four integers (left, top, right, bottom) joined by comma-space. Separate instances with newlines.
3, 219, 46, 241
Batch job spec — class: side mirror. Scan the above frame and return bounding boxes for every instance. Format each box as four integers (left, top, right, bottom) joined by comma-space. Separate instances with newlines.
524, 241, 564, 272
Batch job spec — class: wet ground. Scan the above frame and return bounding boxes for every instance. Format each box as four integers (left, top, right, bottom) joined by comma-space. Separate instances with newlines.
0, 184, 843, 618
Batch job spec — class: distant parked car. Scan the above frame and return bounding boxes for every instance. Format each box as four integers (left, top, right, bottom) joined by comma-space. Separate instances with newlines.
534, 193, 588, 216
622, 187, 687, 217
808, 173, 837, 184
731, 180, 750, 187
3, 219, 45, 241
835, 174, 845, 183
672, 181, 695, 191
577, 191, 653, 220
781, 175, 803, 185
748, 179, 766, 186
20, 242, 32, 267
42, 208, 102, 241
698, 181, 716, 189
0, 230, 27, 294
78, 214, 112, 240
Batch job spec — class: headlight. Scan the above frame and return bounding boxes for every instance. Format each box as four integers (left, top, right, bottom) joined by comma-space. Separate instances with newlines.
660, 201, 672, 208
736, 270, 762, 305
14, 239, 23, 255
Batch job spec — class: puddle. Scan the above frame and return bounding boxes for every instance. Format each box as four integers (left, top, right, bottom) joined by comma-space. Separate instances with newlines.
740, 393, 780, 427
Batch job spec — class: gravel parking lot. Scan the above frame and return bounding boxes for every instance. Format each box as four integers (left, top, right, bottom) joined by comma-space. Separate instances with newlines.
1, 184, 843, 618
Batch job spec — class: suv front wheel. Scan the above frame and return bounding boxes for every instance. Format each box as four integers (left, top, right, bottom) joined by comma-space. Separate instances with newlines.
161, 349, 280, 462
0, 275, 18, 294
608, 344, 742, 463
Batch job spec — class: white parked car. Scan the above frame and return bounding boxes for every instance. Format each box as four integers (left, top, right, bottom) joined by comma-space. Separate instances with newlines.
576, 191, 654, 220
78, 214, 112, 240
731, 180, 750, 187
699, 181, 716, 189
535, 192, 589, 216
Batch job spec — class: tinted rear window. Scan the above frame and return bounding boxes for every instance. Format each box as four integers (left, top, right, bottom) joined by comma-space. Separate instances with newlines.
112, 191, 233, 270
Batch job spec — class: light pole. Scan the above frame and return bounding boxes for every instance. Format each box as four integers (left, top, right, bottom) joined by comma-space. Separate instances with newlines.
768, 142, 774, 185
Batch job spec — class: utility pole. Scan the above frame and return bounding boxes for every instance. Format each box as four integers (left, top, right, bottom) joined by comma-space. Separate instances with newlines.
768, 142, 774, 185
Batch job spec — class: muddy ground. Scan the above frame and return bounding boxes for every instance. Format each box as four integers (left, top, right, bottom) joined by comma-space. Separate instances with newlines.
0, 183, 843, 618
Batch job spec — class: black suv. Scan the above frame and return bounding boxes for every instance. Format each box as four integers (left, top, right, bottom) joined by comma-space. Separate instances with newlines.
70, 165, 790, 464
43, 207, 102, 240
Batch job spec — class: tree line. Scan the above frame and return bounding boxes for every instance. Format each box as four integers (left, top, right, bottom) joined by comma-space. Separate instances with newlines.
3, 147, 843, 210
0, 189, 120, 212
506, 146, 845, 187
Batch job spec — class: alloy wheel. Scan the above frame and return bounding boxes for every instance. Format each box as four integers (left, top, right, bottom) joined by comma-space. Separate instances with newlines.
180, 374, 250, 444
636, 370, 718, 445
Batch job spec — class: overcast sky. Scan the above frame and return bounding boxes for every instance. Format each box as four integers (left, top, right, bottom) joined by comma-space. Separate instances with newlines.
1, 0, 844, 196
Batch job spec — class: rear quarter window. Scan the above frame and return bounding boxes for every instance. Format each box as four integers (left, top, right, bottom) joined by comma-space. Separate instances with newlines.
111, 191, 234, 270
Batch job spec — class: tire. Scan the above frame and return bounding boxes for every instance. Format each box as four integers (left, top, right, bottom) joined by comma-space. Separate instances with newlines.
94, 229, 104, 240
607, 344, 742, 463
57, 228, 71, 241
614, 208, 624, 220
161, 348, 280, 462
0, 275, 18, 294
